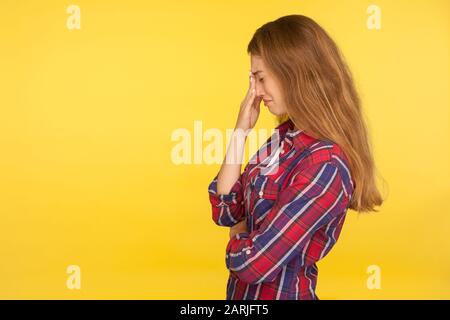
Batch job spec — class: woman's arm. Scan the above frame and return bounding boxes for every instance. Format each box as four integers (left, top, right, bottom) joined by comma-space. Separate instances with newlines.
217, 71, 261, 195
207, 71, 262, 227
216, 129, 248, 195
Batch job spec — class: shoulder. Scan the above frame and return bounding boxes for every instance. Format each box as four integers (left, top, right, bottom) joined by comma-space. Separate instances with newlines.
295, 139, 338, 167
292, 139, 354, 199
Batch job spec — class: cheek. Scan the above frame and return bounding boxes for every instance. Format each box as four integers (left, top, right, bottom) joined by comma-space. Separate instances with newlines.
263, 85, 274, 99
265, 82, 279, 99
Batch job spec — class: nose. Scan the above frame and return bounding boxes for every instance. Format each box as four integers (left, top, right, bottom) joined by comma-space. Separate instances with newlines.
255, 81, 265, 98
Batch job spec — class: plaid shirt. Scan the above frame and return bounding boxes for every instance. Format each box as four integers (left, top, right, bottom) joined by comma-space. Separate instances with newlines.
208, 119, 355, 300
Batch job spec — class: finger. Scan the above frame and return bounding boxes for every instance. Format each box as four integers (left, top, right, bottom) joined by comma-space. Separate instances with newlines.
243, 73, 254, 102
250, 74, 256, 96
243, 85, 256, 108
241, 72, 256, 110
254, 101, 261, 113
246, 88, 256, 108
253, 95, 262, 108
247, 76, 254, 97
247, 75, 253, 96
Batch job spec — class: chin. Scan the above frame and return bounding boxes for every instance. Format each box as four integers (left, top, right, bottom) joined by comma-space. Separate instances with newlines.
265, 102, 283, 115
269, 107, 284, 116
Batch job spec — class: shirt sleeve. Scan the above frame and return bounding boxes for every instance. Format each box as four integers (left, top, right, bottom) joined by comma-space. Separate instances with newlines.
208, 171, 245, 227
224, 161, 349, 285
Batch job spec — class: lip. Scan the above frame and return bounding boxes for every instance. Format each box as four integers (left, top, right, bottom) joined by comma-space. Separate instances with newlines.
263, 100, 272, 104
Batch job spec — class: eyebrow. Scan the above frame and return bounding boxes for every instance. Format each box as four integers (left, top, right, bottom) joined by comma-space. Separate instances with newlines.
251, 70, 264, 75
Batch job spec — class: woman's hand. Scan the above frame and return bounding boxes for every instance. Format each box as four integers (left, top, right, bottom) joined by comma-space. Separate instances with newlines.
229, 218, 248, 239
234, 71, 262, 132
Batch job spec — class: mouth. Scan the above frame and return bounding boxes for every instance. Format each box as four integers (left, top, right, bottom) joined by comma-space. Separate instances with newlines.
263, 100, 272, 105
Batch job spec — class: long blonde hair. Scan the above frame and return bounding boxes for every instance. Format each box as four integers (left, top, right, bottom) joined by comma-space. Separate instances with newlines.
248, 14, 385, 213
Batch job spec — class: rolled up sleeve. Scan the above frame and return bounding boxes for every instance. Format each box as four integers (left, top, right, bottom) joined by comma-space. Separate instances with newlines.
208, 173, 245, 227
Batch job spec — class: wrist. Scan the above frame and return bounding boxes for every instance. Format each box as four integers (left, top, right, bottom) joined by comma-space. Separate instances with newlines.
232, 127, 251, 140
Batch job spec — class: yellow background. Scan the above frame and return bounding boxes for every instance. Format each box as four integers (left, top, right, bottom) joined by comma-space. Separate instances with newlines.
0, 0, 449, 299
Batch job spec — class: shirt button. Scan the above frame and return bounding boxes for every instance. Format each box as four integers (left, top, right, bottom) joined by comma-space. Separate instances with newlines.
258, 191, 263, 196
241, 201, 244, 205
246, 250, 251, 255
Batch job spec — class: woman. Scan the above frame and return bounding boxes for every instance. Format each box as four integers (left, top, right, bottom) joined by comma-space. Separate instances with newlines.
207, 14, 384, 300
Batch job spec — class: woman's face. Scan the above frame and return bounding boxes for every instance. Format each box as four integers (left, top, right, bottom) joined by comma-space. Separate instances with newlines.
250, 54, 287, 116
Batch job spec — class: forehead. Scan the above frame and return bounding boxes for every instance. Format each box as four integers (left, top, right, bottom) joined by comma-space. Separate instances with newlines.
250, 55, 266, 73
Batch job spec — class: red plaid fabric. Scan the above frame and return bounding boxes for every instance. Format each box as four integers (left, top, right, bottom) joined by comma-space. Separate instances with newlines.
208, 118, 355, 300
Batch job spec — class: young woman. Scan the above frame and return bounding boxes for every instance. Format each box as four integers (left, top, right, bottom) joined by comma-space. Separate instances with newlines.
207, 14, 384, 300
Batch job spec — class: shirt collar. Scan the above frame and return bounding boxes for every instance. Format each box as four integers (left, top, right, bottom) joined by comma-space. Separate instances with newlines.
275, 118, 317, 153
